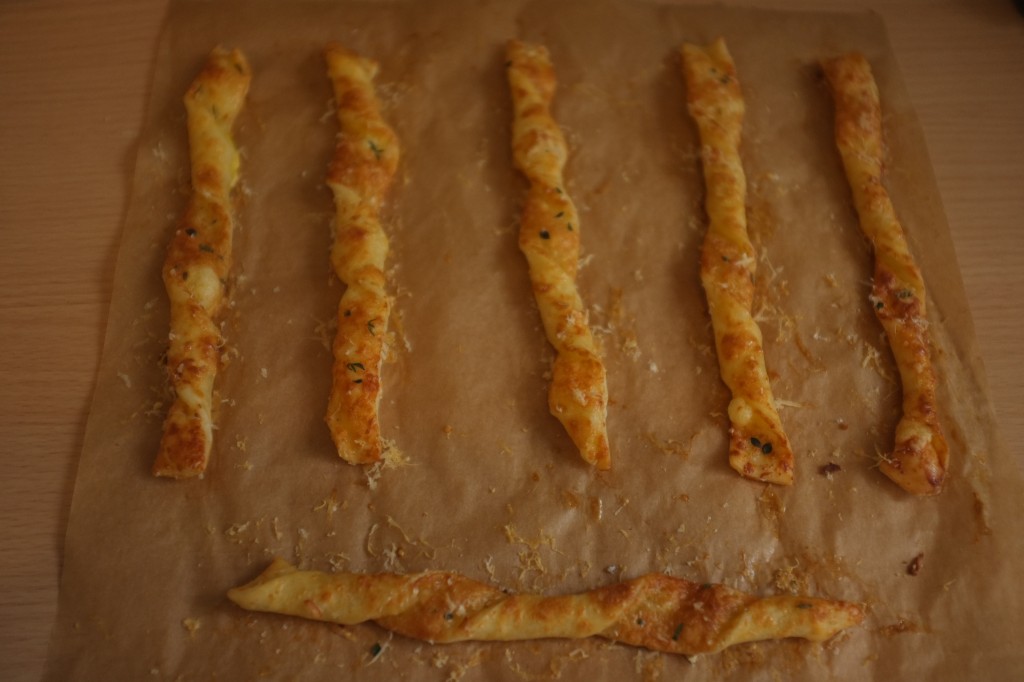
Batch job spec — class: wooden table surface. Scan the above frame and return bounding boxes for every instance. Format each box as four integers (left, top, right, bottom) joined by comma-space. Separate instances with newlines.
1, 1, 1021, 679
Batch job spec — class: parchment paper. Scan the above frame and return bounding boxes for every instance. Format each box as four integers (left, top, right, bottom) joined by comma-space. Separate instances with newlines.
46, 1, 1024, 680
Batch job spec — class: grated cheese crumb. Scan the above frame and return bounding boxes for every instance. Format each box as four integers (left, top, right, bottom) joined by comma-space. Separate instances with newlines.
181, 617, 201, 638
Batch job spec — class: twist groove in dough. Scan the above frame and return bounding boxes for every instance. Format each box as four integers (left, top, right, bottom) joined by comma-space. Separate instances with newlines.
506, 40, 611, 470
681, 39, 795, 485
228, 558, 864, 655
154, 47, 251, 479
822, 53, 948, 495
323, 43, 400, 464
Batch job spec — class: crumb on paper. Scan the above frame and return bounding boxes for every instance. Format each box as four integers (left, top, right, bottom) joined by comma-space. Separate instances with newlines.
443, 424, 454, 439
313, 316, 337, 351
365, 633, 393, 665
483, 555, 497, 582
861, 341, 895, 382
326, 552, 350, 571
906, 553, 924, 576
224, 521, 251, 544
116, 372, 132, 388
634, 649, 664, 679
772, 560, 809, 595
621, 332, 641, 361
643, 433, 689, 459
181, 617, 201, 638
313, 492, 343, 520
364, 439, 410, 490
818, 462, 842, 478
879, 618, 920, 636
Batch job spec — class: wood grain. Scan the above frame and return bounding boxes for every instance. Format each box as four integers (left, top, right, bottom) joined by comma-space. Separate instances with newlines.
0, 1, 1020, 679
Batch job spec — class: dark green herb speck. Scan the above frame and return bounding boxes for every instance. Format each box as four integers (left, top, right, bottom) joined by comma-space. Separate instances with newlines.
540, 230, 550, 240
555, 211, 564, 218
368, 140, 383, 160
199, 243, 215, 254
367, 319, 377, 335
346, 362, 365, 372
185, 228, 197, 238
762, 442, 773, 455
672, 623, 684, 641
796, 602, 812, 610
750, 437, 761, 447
369, 643, 382, 658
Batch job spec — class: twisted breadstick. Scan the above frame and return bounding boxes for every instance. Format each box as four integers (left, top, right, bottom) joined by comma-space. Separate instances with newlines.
154, 47, 251, 478
229, 558, 863, 655
323, 44, 399, 464
681, 39, 794, 485
822, 54, 948, 495
506, 40, 610, 470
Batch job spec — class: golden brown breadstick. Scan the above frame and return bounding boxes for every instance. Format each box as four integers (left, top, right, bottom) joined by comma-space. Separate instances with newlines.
821, 53, 948, 495
154, 47, 251, 479
506, 40, 611, 470
323, 44, 399, 464
228, 558, 864, 655
681, 39, 794, 485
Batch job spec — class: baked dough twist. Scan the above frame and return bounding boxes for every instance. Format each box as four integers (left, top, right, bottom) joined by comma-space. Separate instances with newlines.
681, 39, 794, 485
507, 40, 610, 470
228, 558, 864, 655
154, 47, 251, 478
822, 54, 948, 495
323, 44, 399, 464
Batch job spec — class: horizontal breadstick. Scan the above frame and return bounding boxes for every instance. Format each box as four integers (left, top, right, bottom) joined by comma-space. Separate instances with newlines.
681, 39, 795, 485
323, 43, 400, 464
507, 40, 611, 470
154, 47, 251, 478
228, 558, 864, 655
821, 53, 948, 495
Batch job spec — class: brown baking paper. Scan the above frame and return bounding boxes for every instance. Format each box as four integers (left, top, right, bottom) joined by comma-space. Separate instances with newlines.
46, 1, 1024, 680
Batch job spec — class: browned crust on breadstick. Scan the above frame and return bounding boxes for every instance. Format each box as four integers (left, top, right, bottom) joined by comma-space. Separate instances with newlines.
821, 53, 948, 496
228, 558, 864, 655
323, 43, 399, 464
506, 40, 611, 470
154, 47, 251, 479
681, 39, 795, 485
